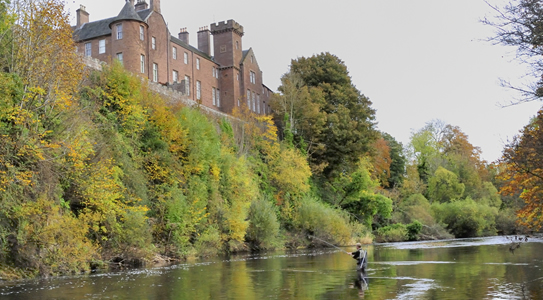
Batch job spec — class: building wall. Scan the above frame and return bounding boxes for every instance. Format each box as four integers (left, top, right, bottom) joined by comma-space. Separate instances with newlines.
146, 12, 169, 83
74, 5, 271, 116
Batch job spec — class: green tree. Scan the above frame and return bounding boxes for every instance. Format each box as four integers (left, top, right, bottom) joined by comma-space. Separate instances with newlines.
382, 132, 406, 189
427, 166, 465, 203
282, 52, 378, 178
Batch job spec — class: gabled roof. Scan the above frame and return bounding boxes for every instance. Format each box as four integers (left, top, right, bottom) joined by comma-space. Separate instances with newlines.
241, 48, 260, 69
170, 36, 213, 61
73, 7, 152, 42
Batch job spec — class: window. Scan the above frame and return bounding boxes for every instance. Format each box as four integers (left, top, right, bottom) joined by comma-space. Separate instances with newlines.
99, 40, 105, 54
250, 71, 256, 84
173, 47, 177, 59
152, 37, 156, 50
252, 91, 256, 112
212, 87, 216, 105
84, 42, 91, 57
216, 89, 220, 107
185, 75, 190, 96
196, 58, 200, 70
140, 54, 145, 73
247, 90, 250, 107
257, 94, 260, 114
116, 23, 123, 40
251, 55, 254, 63
116, 52, 123, 64
196, 81, 201, 100
236, 41, 239, 49
237, 73, 239, 81
184, 52, 188, 64
212, 66, 216, 78
140, 25, 144, 40
153, 63, 158, 82
173, 70, 178, 83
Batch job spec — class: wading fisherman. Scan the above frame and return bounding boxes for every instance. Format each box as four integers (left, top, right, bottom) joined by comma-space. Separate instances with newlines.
348, 243, 366, 271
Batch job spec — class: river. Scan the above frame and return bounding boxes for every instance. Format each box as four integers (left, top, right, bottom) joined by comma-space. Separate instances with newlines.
1, 236, 542, 299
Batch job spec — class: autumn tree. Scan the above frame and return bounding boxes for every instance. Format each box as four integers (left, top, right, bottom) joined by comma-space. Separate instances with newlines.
500, 109, 543, 230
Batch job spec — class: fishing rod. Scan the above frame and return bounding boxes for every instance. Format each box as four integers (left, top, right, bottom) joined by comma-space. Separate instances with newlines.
308, 235, 350, 254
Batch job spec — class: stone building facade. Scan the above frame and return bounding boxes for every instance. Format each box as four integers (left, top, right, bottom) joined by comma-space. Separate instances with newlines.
73, 0, 272, 114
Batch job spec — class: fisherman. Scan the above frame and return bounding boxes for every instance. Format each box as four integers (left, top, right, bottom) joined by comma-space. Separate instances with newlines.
348, 243, 365, 270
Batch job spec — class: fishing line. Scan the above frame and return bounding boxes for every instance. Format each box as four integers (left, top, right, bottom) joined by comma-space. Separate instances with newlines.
308, 235, 350, 254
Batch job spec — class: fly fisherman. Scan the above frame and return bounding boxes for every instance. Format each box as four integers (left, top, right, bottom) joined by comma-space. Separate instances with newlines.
348, 243, 366, 271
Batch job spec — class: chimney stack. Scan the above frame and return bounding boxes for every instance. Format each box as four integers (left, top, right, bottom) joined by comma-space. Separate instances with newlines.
135, 0, 148, 11
76, 5, 89, 28
197, 26, 211, 56
150, 0, 161, 13
129, 0, 135, 6
178, 28, 189, 44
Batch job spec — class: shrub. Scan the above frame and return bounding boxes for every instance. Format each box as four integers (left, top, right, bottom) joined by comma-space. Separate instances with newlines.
246, 197, 282, 250
375, 223, 408, 242
432, 198, 498, 238
294, 196, 354, 245
406, 220, 423, 241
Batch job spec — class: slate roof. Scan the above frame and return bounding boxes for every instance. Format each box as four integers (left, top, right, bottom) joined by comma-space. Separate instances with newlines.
73, 7, 152, 42
170, 36, 213, 61
114, 1, 144, 23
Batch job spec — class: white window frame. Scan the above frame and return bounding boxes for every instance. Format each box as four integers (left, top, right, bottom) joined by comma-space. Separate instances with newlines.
140, 54, 145, 73
185, 75, 190, 96
173, 47, 177, 59
252, 91, 256, 112
247, 89, 250, 107
116, 52, 123, 64
196, 81, 201, 100
99, 39, 105, 54
212, 87, 216, 106
153, 63, 158, 82
216, 89, 220, 107
116, 23, 123, 40
196, 58, 200, 70
152, 37, 156, 50
250, 71, 256, 84
184, 52, 188, 64
85, 42, 91, 57
257, 94, 260, 114
140, 25, 144, 40
173, 70, 178, 83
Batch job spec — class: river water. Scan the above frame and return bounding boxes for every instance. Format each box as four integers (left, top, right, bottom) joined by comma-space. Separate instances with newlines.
1, 236, 542, 299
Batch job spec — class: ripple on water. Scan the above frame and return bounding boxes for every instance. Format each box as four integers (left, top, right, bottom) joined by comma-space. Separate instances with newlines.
381, 235, 543, 250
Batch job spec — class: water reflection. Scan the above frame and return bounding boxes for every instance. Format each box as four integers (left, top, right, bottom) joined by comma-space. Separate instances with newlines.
0, 236, 542, 299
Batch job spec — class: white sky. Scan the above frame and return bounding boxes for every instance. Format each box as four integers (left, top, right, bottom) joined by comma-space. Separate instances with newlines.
64, 0, 543, 163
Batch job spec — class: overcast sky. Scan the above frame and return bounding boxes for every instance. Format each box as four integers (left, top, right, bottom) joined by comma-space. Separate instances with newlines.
65, 0, 543, 162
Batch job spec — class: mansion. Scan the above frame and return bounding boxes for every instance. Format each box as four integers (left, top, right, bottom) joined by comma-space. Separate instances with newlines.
73, 0, 272, 114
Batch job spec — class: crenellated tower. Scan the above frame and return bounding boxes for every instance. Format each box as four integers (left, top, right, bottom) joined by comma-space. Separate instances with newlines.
210, 20, 244, 113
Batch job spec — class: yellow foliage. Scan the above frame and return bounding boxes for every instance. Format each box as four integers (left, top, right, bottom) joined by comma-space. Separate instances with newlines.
13, 196, 98, 275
